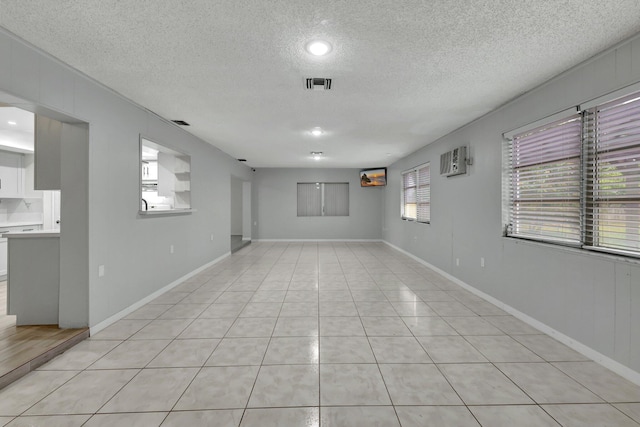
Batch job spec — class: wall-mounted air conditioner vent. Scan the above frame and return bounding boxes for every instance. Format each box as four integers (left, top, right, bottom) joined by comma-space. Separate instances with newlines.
440, 146, 467, 177
305, 78, 332, 90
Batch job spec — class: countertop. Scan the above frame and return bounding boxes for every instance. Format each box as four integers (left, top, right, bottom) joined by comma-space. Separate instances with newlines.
139, 208, 195, 216
0, 222, 43, 228
2, 229, 60, 239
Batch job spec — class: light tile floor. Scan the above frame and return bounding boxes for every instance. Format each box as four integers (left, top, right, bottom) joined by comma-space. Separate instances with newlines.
0, 242, 639, 426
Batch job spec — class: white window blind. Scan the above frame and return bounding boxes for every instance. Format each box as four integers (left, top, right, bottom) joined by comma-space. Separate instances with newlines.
323, 183, 350, 216
417, 163, 430, 223
402, 162, 430, 223
402, 170, 417, 220
297, 182, 349, 217
507, 114, 582, 244
297, 183, 322, 216
584, 92, 640, 254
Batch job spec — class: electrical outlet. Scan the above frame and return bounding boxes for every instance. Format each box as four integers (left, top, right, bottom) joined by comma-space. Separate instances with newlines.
170, 245, 174, 254
481, 257, 485, 268
456, 258, 460, 266
210, 234, 214, 241
98, 265, 105, 277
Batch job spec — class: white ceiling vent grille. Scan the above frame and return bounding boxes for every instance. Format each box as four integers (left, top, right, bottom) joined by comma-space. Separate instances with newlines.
306, 78, 332, 90
440, 146, 467, 177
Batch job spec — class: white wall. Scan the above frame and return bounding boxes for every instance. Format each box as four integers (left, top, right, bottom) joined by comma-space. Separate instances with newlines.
0, 27, 253, 328
230, 176, 243, 235
254, 168, 383, 240
384, 34, 640, 375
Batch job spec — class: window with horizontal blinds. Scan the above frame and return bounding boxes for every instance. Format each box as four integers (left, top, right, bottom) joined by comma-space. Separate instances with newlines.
402, 170, 417, 220
417, 163, 431, 223
402, 162, 430, 223
507, 114, 582, 244
584, 92, 640, 254
297, 182, 349, 217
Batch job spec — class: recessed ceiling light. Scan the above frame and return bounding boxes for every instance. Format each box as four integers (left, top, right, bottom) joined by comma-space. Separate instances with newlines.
306, 40, 331, 56
310, 127, 323, 137
7, 121, 16, 125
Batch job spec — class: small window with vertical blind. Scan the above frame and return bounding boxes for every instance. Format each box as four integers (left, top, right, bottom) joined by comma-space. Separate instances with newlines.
297, 182, 349, 217
402, 162, 430, 223
504, 87, 640, 258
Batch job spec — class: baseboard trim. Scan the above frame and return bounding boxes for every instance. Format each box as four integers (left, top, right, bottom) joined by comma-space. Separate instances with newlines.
254, 239, 383, 242
383, 240, 640, 387
90, 252, 231, 336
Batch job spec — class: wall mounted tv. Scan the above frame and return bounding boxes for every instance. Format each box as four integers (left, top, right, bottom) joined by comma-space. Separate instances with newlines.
360, 168, 387, 187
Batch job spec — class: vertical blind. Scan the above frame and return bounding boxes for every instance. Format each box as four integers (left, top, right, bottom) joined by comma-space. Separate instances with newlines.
402, 162, 430, 223
584, 92, 640, 253
297, 182, 349, 217
323, 183, 350, 216
297, 183, 322, 216
507, 114, 582, 244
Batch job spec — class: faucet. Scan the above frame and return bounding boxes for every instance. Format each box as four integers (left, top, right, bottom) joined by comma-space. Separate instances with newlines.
141, 198, 148, 211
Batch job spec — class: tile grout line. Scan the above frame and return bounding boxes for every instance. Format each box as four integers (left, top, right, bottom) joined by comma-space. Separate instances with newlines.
240, 240, 297, 424
317, 242, 322, 426
91, 266, 233, 422
341, 242, 402, 426
372, 241, 481, 425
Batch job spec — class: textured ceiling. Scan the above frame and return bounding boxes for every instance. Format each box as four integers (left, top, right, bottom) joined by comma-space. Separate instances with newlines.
1, 1, 640, 168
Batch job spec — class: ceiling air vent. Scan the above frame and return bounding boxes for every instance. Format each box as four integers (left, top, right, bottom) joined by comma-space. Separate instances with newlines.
172, 120, 190, 126
305, 78, 332, 91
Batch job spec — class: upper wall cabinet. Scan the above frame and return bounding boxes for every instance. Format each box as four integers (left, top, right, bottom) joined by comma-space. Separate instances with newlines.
34, 115, 62, 190
0, 150, 24, 197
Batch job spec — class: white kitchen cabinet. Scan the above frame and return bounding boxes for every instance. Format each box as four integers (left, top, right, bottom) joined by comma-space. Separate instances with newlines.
34, 115, 62, 190
5, 231, 60, 325
157, 152, 175, 197
0, 151, 24, 197
0, 225, 42, 277
141, 160, 158, 181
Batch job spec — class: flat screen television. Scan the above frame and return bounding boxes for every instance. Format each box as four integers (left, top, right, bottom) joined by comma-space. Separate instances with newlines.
360, 168, 387, 187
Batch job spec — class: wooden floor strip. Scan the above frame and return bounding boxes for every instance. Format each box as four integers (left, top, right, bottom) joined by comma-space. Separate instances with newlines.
0, 281, 89, 389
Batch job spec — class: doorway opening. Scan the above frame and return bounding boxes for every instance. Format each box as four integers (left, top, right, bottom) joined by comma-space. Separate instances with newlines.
0, 94, 89, 388
230, 176, 251, 253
